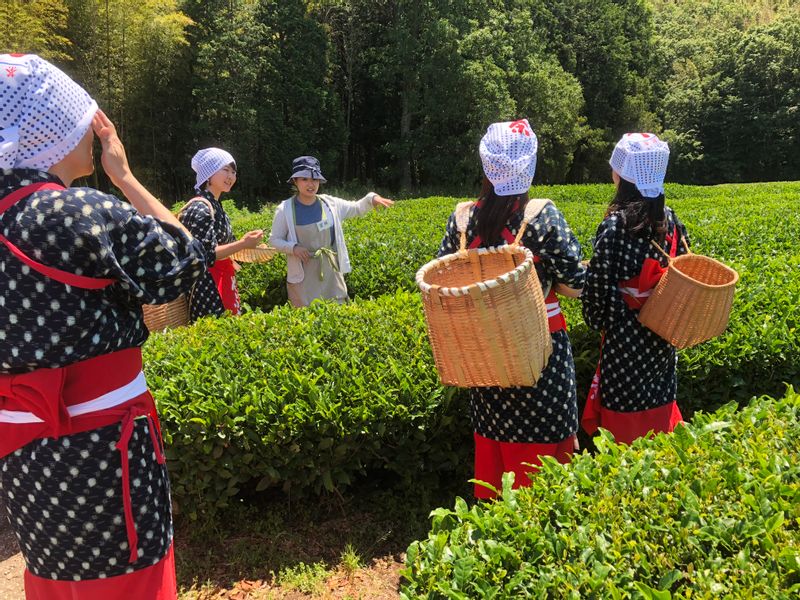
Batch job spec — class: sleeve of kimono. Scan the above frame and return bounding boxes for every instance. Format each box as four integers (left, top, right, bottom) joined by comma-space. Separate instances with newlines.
436, 212, 460, 258
178, 201, 217, 267
523, 204, 586, 288
581, 215, 621, 332
95, 195, 207, 304
326, 193, 375, 221
268, 202, 296, 254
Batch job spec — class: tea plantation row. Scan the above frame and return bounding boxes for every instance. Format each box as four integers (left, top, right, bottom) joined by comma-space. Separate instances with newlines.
144, 182, 800, 519
401, 390, 800, 598
230, 182, 800, 410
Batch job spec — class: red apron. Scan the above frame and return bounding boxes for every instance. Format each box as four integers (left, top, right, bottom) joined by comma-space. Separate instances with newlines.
208, 257, 241, 315
467, 208, 576, 498
582, 231, 684, 444
0, 182, 177, 599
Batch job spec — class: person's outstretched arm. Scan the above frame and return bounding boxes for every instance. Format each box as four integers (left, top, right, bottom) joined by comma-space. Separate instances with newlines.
93, 110, 188, 233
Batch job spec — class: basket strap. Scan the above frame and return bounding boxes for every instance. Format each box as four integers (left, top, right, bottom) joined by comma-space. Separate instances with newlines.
468, 285, 511, 388
513, 198, 553, 245
0, 183, 116, 290
178, 196, 216, 220
651, 230, 690, 262
649, 240, 673, 262
454, 201, 475, 252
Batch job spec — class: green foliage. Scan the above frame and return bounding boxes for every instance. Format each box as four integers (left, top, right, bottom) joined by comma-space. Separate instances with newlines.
340, 543, 364, 575
654, 1, 800, 183
401, 391, 800, 598
232, 181, 800, 414
0, 0, 72, 61
529, 0, 659, 180
144, 291, 470, 519
148, 182, 799, 520
275, 560, 329, 594
10, 0, 798, 197
190, 0, 345, 200
59, 0, 193, 199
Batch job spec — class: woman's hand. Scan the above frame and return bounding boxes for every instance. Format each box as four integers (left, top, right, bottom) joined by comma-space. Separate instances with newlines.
91, 109, 189, 233
92, 110, 132, 188
372, 194, 394, 209
554, 282, 583, 298
292, 245, 311, 263
240, 229, 264, 249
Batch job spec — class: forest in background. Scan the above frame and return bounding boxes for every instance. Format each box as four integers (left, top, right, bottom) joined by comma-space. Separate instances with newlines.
2, 0, 799, 203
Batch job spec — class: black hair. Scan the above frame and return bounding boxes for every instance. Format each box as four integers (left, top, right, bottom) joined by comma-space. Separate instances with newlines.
474, 176, 528, 246
607, 177, 666, 243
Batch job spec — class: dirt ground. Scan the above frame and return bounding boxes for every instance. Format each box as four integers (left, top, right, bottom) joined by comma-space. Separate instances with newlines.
0, 498, 24, 600
0, 495, 406, 599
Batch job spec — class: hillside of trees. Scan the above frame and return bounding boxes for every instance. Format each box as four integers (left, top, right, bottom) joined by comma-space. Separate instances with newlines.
2, 0, 798, 202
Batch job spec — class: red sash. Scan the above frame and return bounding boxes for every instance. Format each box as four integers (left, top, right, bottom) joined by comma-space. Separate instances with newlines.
617, 230, 680, 310
0, 182, 116, 289
208, 257, 241, 315
0, 348, 164, 564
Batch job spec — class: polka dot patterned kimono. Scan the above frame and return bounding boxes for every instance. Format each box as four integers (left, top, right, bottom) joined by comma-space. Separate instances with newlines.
178, 189, 237, 321
581, 208, 690, 443
438, 202, 585, 497
1, 54, 206, 600
0, 168, 205, 599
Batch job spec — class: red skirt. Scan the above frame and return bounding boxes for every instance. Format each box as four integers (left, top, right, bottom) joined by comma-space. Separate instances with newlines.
24, 543, 176, 600
582, 382, 683, 445
473, 432, 575, 499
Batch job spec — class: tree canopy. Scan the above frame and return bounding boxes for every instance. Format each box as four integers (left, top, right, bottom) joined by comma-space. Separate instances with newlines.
2, 0, 798, 202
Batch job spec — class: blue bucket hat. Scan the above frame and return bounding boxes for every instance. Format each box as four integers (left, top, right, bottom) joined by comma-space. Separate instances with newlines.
287, 155, 327, 183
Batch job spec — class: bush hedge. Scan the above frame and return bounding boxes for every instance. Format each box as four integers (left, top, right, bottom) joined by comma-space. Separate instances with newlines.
147, 183, 800, 517
401, 390, 800, 599
143, 291, 470, 520
232, 183, 800, 415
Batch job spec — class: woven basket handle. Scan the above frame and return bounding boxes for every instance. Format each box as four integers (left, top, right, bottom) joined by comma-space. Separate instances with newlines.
650, 236, 691, 262
454, 201, 475, 252
513, 198, 553, 245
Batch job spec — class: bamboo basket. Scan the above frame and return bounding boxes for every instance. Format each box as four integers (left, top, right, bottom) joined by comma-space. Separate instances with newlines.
415, 200, 553, 388
638, 239, 738, 349
142, 294, 190, 332
231, 244, 276, 263
141, 196, 213, 333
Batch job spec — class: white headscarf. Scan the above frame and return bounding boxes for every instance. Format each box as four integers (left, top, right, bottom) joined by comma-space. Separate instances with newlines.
0, 54, 98, 170
191, 147, 236, 191
479, 119, 538, 196
609, 133, 670, 198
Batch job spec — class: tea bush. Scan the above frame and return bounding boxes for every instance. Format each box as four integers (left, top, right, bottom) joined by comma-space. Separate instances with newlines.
401, 390, 800, 599
143, 291, 470, 520
232, 183, 800, 415
148, 183, 799, 516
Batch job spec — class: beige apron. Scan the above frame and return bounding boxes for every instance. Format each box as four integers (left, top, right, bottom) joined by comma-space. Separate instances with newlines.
287, 198, 348, 307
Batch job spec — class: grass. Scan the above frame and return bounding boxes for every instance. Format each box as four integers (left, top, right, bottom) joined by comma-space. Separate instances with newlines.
174, 473, 470, 598
340, 544, 364, 577
276, 561, 329, 594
